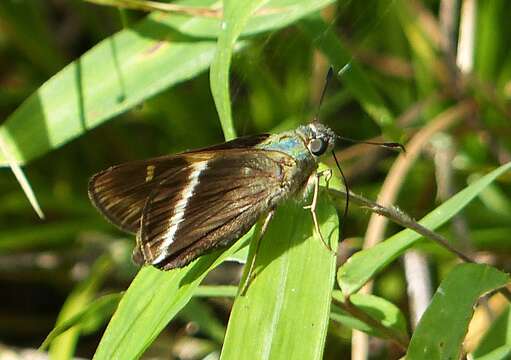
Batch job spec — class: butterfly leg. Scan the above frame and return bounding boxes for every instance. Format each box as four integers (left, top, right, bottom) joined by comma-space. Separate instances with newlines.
322, 168, 333, 191
239, 209, 275, 296
304, 170, 334, 252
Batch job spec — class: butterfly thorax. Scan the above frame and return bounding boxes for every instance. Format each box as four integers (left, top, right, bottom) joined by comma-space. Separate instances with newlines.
254, 122, 336, 200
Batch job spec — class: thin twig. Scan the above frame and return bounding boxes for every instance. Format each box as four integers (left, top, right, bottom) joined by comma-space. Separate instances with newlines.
330, 189, 473, 262
328, 188, 511, 302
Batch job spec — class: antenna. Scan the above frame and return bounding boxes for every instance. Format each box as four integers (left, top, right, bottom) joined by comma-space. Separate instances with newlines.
312, 65, 405, 243
313, 66, 334, 123
335, 135, 406, 153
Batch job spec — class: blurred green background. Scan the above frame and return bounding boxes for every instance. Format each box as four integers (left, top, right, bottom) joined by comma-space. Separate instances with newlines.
1, 0, 511, 359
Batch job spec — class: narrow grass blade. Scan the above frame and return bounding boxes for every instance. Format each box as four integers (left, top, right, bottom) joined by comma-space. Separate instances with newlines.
41, 293, 122, 350
330, 291, 408, 342
0, 135, 44, 218
210, 0, 269, 140
49, 256, 113, 360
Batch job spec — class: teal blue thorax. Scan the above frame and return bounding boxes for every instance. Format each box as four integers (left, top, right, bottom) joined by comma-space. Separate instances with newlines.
256, 130, 310, 161
255, 123, 336, 162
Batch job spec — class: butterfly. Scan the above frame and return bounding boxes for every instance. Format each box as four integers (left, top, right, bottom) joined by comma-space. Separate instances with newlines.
88, 122, 338, 270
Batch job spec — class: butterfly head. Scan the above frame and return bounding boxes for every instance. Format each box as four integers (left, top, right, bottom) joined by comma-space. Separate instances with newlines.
299, 122, 337, 159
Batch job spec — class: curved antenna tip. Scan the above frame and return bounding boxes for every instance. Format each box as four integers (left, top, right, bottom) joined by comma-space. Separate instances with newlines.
382, 142, 406, 153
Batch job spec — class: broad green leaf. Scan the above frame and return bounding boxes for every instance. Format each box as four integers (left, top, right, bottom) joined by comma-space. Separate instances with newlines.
330, 291, 408, 341
41, 293, 122, 350
49, 256, 113, 360
220, 196, 338, 360
299, 15, 400, 138
0, 0, 336, 166
93, 229, 253, 360
407, 263, 509, 360
0, 23, 218, 166
210, 0, 269, 140
338, 161, 511, 295
473, 306, 511, 359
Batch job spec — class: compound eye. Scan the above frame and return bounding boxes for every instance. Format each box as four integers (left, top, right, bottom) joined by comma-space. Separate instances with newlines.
309, 138, 327, 156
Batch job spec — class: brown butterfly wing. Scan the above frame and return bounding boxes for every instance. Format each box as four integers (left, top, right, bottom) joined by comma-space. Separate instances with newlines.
137, 149, 296, 270
88, 134, 270, 233
88, 156, 189, 233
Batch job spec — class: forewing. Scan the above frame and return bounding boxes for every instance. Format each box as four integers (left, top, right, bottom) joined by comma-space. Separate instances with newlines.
137, 149, 295, 269
88, 156, 190, 233
88, 134, 270, 233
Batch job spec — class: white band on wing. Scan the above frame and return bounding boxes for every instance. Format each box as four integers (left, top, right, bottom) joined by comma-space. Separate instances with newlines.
152, 160, 209, 264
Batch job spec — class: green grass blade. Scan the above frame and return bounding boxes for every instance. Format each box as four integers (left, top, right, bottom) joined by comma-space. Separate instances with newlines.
41, 293, 122, 350
93, 230, 253, 360
0, 18, 218, 166
220, 196, 338, 360
407, 263, 509, 360
210, 0, 269, 140
49, 256, 113, 360
330, 291, 408, 341
0, 135, 44, 218
338, 161, 511, 295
